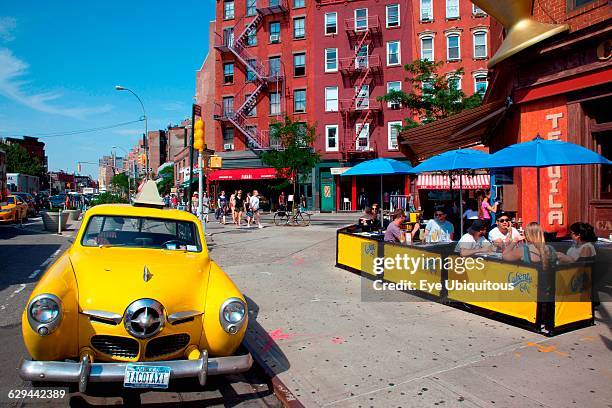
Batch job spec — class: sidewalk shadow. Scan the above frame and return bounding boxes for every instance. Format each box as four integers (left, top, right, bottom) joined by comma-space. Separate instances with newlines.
0, 243, 62, 292
243, 296, 291, 377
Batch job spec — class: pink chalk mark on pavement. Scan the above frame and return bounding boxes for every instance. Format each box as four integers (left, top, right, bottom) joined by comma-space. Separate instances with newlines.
331, 337, 344, 344
262, 329, 296, 353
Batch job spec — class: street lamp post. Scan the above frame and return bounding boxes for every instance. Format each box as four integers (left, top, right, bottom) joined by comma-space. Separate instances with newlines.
115, 85, 149, 179
112, 146, 131, 199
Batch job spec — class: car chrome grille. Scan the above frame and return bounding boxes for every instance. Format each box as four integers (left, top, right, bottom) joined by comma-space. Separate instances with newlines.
145, 334, 190, 358
91, 335, 139, 358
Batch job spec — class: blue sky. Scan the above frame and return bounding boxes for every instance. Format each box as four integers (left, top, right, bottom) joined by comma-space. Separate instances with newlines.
0, 1, 215, 178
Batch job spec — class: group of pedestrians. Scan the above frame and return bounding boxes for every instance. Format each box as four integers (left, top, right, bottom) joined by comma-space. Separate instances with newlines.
215, 190, 263, 229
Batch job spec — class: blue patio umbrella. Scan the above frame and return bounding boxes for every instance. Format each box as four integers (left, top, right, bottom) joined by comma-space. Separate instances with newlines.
486, 136, 612, 223
410, 149, 491, 235
342, 158, 414, 226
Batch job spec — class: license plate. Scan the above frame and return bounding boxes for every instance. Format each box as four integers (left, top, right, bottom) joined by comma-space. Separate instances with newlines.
123, 364, 171, 389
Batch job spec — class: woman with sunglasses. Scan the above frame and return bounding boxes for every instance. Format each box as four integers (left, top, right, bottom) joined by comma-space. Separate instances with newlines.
488, 212, 522, 248
558, 222, 597, 263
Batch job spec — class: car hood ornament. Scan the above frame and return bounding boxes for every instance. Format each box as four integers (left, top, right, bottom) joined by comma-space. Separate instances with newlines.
143, 266, 152, 282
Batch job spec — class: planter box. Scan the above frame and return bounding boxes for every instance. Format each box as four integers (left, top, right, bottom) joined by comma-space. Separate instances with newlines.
42, 211, 70, 232
63, 209, 81, 222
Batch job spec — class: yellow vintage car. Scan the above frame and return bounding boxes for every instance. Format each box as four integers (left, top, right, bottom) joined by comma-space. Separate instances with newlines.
19, 182, 251, 392
0, 194, 29, 223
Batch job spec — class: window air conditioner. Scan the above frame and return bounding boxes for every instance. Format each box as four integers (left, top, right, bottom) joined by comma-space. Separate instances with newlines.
390, 102, 400, 110
224, 143, 234, 150
270, 34, 280, 43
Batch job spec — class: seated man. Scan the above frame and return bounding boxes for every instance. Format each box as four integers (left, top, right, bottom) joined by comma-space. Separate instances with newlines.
488, 212, 522, 248
455, 219, 494, 257
384, 208, 406, 243
424, 208, 454, 243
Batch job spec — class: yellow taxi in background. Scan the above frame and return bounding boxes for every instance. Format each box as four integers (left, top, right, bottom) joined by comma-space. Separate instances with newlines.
0, 195, 28, 223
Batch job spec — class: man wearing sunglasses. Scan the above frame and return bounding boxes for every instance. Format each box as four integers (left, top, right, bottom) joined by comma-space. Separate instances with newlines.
488, 212, 522, 247
424, 207, 454, 243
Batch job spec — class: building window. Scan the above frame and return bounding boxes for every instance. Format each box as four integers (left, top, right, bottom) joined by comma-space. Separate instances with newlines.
222, 97, 234, 117
293, 17, 305, 39
446, 0, 459, 19
294, 53, 305, 76
356, 123, 369, 150
325, 87, 338, 112
447, 34, 460, 60
223, 0, 234, 19
245, 93, 256, 117
474, 74, 488, 94
223, 63, 234, 84
222, 128, 234, 149
325, 12, 337, 35
246, 59, 257, 82
387, 41, 401, 65
448, 76, 461, 92
356, 44, 368, 69
472, 3, 486, 15
223, 27, 234, 47
420, 0, 433, 21
325, 125, 339, 152
294, 89, 306, 113
355, 85, 369, 109
421, 36, 433, 61
294, 0, 304, 8
269, 92, 281, 115
388, 121, 401, 150
246, 26, 257, 46
247, 0, 257, 16
269, 57, 281, 77
386, 81, 401, 108
325, 48, 338, 72
422, 80, 434, 95
567, 0, 597, 11
386, 4, 400, 28
269, 22, 281, 43
355, 8, 368, 31
473, 31, 487, 59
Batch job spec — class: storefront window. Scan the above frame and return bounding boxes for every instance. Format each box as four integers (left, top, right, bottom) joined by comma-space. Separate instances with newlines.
597, 132, 611, 199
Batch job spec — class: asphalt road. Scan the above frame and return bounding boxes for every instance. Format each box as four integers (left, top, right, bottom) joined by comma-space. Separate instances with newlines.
0, 218, 281, 407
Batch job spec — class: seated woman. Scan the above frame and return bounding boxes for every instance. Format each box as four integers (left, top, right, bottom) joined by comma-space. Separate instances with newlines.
358, 207, 376, 230
502, 222, 558, 269
557, 222, 597, 263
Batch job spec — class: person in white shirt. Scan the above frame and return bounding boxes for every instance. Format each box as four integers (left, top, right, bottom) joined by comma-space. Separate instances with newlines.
456, 219, 494, 257
488, 212, 522, 248
424, 208, 454, 243
249, 190, 263, 229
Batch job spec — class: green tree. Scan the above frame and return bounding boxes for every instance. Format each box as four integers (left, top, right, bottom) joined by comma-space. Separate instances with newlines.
261, 117, 321, 211
378, 60, 483, 131
111, 172, 129, 196
157, 166, 174, 196
0, 143, 45, 176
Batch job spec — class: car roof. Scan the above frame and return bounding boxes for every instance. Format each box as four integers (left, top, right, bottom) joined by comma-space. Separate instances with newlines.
85, 204, 199, 222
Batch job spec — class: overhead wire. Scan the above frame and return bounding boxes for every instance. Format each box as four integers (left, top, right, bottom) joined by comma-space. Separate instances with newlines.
0, 119, 144, 139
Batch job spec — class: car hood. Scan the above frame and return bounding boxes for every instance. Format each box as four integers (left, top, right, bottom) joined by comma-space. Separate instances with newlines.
70, 247, 210, 316
0, 203, 15, 210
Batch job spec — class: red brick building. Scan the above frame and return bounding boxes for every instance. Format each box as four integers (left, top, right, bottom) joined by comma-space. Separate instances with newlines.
147, 130, 167, 177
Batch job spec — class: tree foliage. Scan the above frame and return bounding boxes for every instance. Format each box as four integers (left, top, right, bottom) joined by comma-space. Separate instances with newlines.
0, 143, 45, 176
378, 60, 483, 131
156, 166, 174, 196
90, 192, 129, 207
111, 172, 129, 196
261, 117, 321, 209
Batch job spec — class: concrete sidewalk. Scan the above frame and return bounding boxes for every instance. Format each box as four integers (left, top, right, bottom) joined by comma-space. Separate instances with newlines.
207, 215, 612, 408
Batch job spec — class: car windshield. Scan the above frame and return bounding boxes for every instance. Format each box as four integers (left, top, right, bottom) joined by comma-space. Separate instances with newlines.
7, 197, 15, 205
81, 215, 201, 251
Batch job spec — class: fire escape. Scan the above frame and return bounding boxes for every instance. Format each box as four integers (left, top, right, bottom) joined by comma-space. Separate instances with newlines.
213, 0, 288, 150
338, 15, 382, 161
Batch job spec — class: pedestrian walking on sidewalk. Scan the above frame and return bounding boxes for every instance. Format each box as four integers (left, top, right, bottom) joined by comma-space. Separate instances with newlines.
250, 190, 263, 228
201, 192, 210, 223
217, 190, 227, 224
230, 190, 237, 225
244, 192, 252, 227
234, 190, 244, 228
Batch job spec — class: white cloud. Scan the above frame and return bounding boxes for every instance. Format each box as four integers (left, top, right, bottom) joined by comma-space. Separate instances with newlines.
0, 17, 16, 42
0, 47, 113, 119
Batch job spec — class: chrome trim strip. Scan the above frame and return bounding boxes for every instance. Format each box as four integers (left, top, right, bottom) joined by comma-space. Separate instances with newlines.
19, 351, 252, 384
82, 310, 122, 324
167, 310, 202, 324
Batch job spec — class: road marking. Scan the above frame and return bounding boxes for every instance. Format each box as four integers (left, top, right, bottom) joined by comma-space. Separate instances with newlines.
9, 284, 27, 299
40, 258, 52, 267
260, 271, 272, 275
29, 270, 41, 279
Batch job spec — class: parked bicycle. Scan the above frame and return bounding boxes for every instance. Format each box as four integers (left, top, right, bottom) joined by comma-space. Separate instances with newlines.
273, 207, 311, 227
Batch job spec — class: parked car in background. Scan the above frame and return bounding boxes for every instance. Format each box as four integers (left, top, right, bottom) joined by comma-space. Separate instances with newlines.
49, 194, 66, 208
13, 192, 37, 217
0, 195, 29, 223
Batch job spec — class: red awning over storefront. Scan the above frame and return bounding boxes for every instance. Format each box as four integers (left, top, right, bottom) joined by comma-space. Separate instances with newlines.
417, 174, 490, 190
207, 167, 280, 181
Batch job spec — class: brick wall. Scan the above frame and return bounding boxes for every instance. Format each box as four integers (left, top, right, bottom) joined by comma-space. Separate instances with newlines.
533, 0, 610, 32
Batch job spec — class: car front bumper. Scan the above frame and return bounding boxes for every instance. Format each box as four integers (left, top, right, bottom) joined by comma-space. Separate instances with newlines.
19, 349, 252, 392
0, 211, 14, 221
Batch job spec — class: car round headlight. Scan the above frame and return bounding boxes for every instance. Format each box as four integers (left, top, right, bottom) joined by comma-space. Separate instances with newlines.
223, 301, 245, 324
30, 297, 60, 323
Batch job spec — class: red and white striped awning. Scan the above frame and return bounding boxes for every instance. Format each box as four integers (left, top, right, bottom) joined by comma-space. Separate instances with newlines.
417, 174, 490, 190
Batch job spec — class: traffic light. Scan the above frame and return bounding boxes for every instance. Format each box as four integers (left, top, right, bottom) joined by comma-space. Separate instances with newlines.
139, 154, 146, 166
193, 118, 205, 152
209, 155, 222, 169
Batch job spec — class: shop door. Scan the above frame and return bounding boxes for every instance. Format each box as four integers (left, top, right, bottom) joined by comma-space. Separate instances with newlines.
320, 171, 335, 212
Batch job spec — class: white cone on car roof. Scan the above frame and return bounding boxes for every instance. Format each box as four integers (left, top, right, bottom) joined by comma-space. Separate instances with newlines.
133, 180, 164, 208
